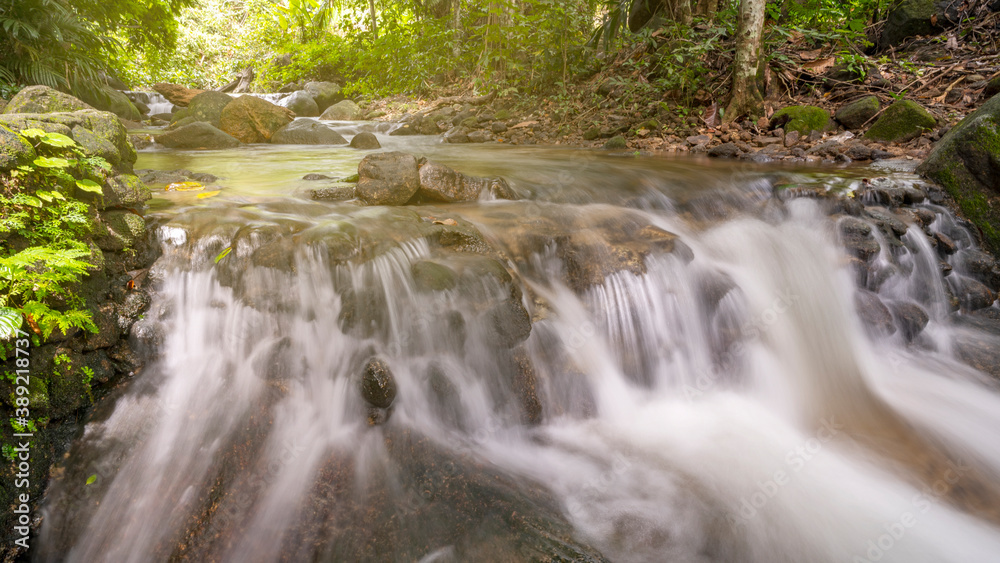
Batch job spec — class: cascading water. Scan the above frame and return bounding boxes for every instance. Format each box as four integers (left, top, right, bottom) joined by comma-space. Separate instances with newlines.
37, 139, 1000, 562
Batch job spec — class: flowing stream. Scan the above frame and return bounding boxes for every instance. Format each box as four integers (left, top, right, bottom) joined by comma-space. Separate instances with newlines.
36, 126, 1000, 562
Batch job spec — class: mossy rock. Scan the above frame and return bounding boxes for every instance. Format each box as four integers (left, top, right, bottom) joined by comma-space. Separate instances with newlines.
770, 105, 833, 135
71, 125, 120, 167
985, 75, 1000, 99
864, 100, 935, 142
320, 99, 362, 120
75, 84, 142, 122
411, 260, 458, 292
179, 91, 234, 128
583, 126, 601, 140
494, 109, 512, 121
835, 96, 880, 129
4, 85, 93, 114
0, 124, 36, 171
918, 92, 1000, 255
604, 135, 627, 149
96, 210, 147, 251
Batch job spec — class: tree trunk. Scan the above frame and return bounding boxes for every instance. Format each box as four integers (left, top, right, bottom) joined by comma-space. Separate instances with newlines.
368, 0, 379, 40
674, 0, 692, 24
725, 0, 766, 122
452, 0, 462, 58
694, 0, 719, 20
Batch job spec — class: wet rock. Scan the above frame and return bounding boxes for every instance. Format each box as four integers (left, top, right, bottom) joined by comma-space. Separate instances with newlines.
707, 142, 741, 158
491, 122, 508, 134
443, 126, 471, 143
320, 99, 362, 120
918, 92, 1000, 255
934, 232, 958, 255
411, 260, 458, 292
855, 290, 896, 337
487, 298, 532, 348
770, 105, 833, 135
82, 304, 121, 351
864, 100, 935, 143
303, 173, 331, 180
154, 122, 241, 149
835, 96, 880, 130
888, 301, 930, 342
950, 276, 997, 311
277, 90, 319, 117
361, 357, 397, 409
957, 249, 1000, 290
356, 151, 420, 205
152, 83, 204, 107
511, 347, 542, 425
839, 217, 881, 262
467, 130, 492, 143
310, 185, 355, 201
219, 95, 295, 143
101, 174, 152, 210
865, 207, 908, 237
4, 85, 92, 114
417, 160, 496, 203
96, 210, 146, 251
349, 131, 381, 149
271, 119, 347, 145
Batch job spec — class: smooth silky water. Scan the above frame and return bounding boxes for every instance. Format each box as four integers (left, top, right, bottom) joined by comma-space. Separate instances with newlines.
36, 125, 1000, 562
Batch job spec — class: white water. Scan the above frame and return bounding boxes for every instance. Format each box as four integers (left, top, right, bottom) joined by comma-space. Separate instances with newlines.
38, 161, 1000, 562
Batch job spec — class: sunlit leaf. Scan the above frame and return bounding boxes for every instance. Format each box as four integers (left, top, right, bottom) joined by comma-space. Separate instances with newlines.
166, 181, 205, 192
39, 132, 76, 148
76, 179, 104, 194
33, 156, 70, 168
19, 195, 41, 208
0, 308, 22, 340
86, 474, 97, 485
35, 190, 54, 202
214, 247, 232, 264
196, 190, 221, 199
19, 128, 47, 139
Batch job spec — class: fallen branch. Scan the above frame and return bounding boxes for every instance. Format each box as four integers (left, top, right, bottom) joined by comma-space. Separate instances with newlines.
423, 92, 496, 112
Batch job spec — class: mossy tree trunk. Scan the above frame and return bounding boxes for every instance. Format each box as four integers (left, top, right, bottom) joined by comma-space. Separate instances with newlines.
725, 0, 766, 122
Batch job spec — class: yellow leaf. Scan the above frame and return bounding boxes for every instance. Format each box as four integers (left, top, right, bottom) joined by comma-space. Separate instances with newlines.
196, 190, 221, 199
166, 181, 205, 192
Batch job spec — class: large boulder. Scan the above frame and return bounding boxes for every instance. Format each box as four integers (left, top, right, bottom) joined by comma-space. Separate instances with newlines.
171, 91, 233, 128
835, 96, 880, 129
0, 110, 136, 173
357, 152, 420, 205
219, 95, 294, 143
320, 99, 363, 120
4, 85, 93, 114
303, 81, 343, 112
864, 100, 936, 142
770, 105, 833, 135
0, 124, 36, 171
918, 92, 1000, 254
76, 84, 142, 122
155, 122, 242, 149
880, 0, 1000, 48
417, 160, 504, 203
152, 83, 205, 107
277, 90, 319, 117
271, 119, 347, 145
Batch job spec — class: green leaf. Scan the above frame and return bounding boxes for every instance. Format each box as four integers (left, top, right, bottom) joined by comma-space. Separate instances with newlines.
19, 196, 42, 208
86, 474, 97, 485
19, 128, 47, 139
33, 156, 70, 168
0, 307, 22, 340
39, 132, 76, 148
36, 191, 54, 202
75, 179, 104, 194
214, 247, 233, 264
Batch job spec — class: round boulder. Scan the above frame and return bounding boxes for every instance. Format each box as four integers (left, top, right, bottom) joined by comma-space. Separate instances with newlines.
4, 85, 93, 114
361, 357, 397, 408
356, 151, 420, 206
349, 131, 381, 149
320, 100, 363, 120
219, 95, 295, 143
278, 90, 319, 117
271, 119, 347, 145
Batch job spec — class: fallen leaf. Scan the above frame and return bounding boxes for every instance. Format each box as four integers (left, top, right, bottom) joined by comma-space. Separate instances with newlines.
196, 190, 221, 199
433, 218, 458, 226
511, 121, 538, 129
166, 181, 205, 192
798, 49, 823, 61
25, 314, 40, 336
802, 57, 836, 74
702, 102, 719, 128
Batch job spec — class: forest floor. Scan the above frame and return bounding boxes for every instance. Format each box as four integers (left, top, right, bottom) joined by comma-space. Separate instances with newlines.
362, 19, 1000, 164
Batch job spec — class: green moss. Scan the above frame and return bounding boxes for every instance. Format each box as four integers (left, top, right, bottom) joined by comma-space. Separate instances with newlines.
494, 109, 512, 121
864, 100, 935, 142
0, 124, 36, 171
604, 135, 627, 149
770, 105, 832, 135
